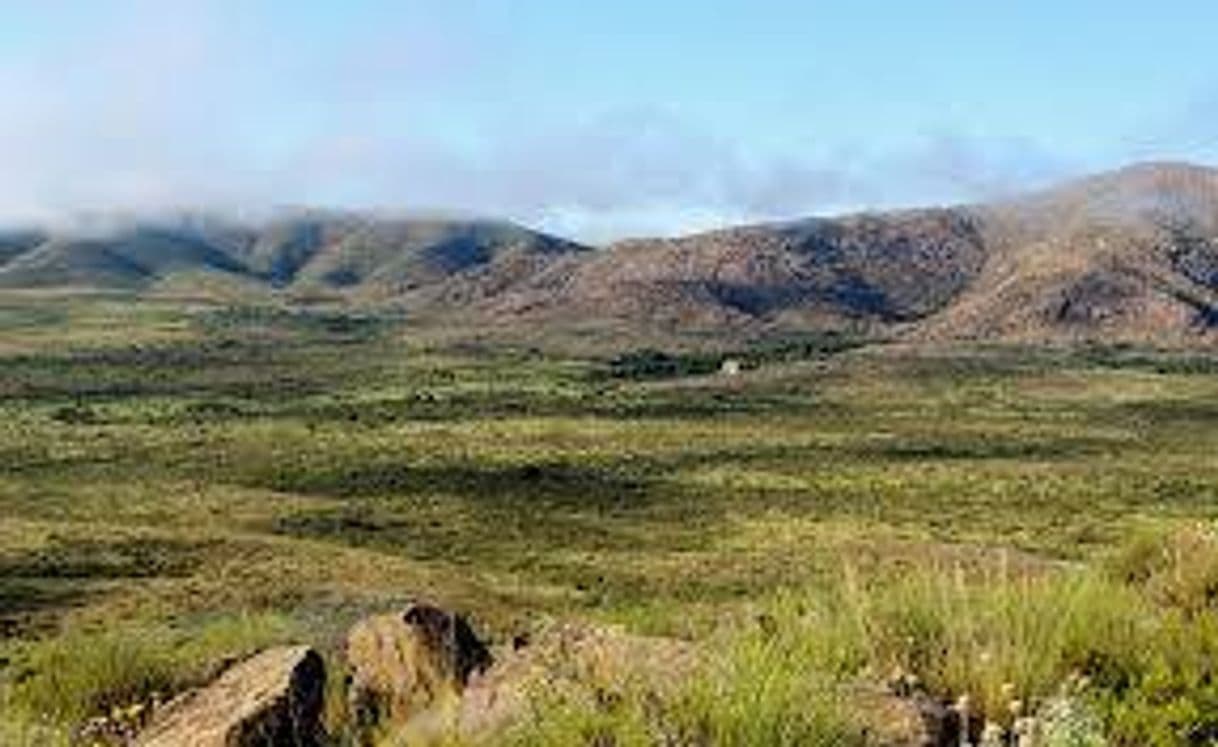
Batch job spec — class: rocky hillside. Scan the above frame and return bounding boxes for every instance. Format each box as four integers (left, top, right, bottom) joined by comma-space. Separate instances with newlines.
2, 162, 1217, 343
480, 162, 1218, 342
920, 162, 1218, 342
479, 208, 987, 330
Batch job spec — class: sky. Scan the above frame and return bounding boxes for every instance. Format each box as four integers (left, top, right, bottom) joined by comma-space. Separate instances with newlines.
3, 1, 1218, 242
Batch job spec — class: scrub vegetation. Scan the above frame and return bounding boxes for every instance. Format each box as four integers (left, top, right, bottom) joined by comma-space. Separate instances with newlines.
3, 293, 1218, 744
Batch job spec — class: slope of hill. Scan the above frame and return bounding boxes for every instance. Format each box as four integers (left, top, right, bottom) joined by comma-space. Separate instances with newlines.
0, 230, 45, 267
0, 234, 245, 290
287, 217, 587, 296
477, 208, 987, 330
1, 162, 1216, 343
0, 215, 591, 300
919, 162, 1218, 341
476, 161, 1218, 342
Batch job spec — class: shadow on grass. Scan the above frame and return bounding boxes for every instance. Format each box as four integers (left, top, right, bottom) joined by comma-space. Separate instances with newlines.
270, 501, 642, 563
0, 580, 90, 637
271, 389, 817, 425
251, 433, 1125, 570
244, 460, 654, 509
1117, 399, 1218, 424
0, 537, 215, 636
0, 537, 212, 580
845, 435, 1126, 461
643, 433, 1125, 473
261, 460, 723, 570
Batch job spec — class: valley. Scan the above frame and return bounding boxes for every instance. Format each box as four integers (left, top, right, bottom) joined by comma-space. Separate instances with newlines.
2, 293, 1218, 744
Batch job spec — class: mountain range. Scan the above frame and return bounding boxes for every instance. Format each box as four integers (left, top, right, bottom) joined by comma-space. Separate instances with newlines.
2, 161, 1217, 344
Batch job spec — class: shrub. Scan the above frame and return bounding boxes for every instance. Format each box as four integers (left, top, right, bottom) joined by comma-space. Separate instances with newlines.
606, 349, 722, 381
1037, 695, 1108, 747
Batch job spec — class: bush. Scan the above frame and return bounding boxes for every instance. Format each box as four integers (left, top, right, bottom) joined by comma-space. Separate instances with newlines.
606, 349, 722, 381
1037, 695, 1108, 747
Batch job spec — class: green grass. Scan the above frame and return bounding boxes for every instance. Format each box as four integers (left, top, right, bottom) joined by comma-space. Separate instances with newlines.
497, 526, 1218, 746
503, 638, 862, 747
4, 292, 1218, 743
0, 611, 297, 745
3, 612, 295, 722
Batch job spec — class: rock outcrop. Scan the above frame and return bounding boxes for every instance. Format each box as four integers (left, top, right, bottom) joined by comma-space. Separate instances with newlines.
456, 619, 698, 739
136, 646, 325, 747
345, 603, 493, 742
126, 606, 997, 746
343, 604, 697, 744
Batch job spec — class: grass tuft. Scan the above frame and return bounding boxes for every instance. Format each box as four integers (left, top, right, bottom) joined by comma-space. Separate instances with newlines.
1, 612, 295, 725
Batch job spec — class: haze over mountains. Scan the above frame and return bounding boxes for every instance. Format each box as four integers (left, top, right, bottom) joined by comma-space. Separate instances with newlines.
2, 162, 1217, 344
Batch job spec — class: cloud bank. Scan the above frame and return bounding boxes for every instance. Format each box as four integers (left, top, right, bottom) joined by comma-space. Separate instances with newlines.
0, 1, 1087, 241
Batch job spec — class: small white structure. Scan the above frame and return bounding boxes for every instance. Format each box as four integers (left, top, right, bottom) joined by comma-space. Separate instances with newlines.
720, 358, 742, 376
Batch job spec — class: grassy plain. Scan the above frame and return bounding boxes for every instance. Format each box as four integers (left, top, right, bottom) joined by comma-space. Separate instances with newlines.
2, 292, 1218, 744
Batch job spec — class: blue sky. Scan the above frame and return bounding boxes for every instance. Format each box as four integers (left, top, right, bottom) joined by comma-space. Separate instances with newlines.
2, 0, 1217, 240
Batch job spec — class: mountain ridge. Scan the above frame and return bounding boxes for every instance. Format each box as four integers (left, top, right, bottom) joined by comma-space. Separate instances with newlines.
1, 162, 1216, 343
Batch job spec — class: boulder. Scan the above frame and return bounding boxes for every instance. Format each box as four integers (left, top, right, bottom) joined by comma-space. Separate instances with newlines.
456, 619, 697, 740
345, 607, 696, 744
855, 686, 977, 747
345, 603, 493, 739
137, 645, 325, 747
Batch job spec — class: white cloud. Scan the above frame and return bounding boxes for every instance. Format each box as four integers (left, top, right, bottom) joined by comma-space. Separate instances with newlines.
0, 2, 1078, 240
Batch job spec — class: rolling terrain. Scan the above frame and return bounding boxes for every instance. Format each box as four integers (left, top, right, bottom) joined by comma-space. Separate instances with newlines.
4, 167, 1218, 741
3, 160, 1218, 742
1, 162, 1217, 343
0, 214, 589, 302
3, 295, 1218, 744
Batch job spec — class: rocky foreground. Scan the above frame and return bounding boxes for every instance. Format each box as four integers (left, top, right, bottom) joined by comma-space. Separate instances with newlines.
68, 602, 1085, 746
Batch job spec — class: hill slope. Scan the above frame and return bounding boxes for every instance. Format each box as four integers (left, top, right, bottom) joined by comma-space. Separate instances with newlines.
478, 208, 987, 330
920, 162, 1218, 341
1, 162, 1216, 343
0, 215, 590, 299
475, 162, 1218, 342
